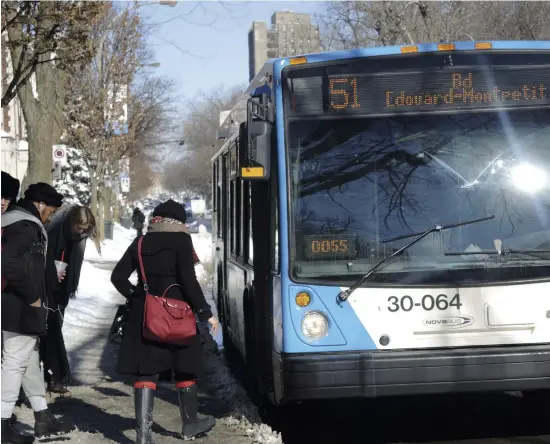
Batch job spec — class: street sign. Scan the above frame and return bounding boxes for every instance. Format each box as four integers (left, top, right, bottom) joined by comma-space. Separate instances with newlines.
52, 145, 68, 166
120, 172, 130, 193
52, 161, 62, 181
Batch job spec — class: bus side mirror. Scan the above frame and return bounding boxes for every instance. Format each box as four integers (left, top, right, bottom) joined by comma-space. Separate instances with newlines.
241, 120, 272, 181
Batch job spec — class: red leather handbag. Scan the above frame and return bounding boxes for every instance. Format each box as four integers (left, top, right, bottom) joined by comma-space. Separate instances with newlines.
137, 236, 197, 345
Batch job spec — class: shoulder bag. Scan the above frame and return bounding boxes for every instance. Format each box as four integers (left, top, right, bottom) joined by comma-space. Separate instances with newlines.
137, 236, 197, 345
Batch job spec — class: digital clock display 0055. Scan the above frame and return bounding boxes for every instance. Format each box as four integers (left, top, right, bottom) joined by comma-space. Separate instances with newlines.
303, 234, 357, 261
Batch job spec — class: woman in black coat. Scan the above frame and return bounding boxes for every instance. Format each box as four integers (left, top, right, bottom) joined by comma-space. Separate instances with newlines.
111, 199, 219, 443
42, 204, 99, 396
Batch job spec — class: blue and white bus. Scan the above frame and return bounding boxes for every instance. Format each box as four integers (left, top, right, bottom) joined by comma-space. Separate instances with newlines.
211, 41, 550, 405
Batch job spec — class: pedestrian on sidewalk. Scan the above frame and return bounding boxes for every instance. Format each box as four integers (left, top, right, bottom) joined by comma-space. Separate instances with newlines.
1, 183, 75, 443
1, 173, 34, 413
132, 207, 145, 237
1, 171, 20, 214
111, 199, 220, 443
41, 204, 100, 397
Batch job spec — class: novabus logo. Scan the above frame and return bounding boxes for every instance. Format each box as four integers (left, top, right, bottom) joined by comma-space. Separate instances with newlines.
422, 315, 474, 329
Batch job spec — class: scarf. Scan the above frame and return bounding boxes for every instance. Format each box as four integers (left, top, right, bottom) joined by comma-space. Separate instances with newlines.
146, 216, 201, 265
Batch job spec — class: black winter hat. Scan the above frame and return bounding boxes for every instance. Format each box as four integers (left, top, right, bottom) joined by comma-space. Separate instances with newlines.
152, 199, 187, 224
24, 182, 64, 208
1, 171, 20, 201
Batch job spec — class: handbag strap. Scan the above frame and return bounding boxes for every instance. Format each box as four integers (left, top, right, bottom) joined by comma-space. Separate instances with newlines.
137, 236, 148, 291
162, 283, 182, 298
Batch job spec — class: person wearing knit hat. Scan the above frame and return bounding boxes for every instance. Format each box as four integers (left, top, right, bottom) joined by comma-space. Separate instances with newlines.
23, 182, 64, 222
1, 171, 20, 213
1, 181, 74, 441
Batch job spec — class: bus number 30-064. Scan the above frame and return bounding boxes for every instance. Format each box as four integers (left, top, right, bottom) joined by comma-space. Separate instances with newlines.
387, 294, 463, 312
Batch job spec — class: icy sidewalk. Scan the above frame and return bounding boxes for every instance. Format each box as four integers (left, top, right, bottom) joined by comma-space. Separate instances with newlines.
11, 227, 281, 443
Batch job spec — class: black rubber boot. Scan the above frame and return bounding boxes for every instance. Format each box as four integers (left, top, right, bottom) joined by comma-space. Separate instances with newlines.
34, 409, 75, 438
177, 385, 215, 439
1, 417, 35, 444
135, 387, 155, 444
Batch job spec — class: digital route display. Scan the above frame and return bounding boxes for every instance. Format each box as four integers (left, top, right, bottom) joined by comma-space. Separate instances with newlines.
285, 52, 550, 117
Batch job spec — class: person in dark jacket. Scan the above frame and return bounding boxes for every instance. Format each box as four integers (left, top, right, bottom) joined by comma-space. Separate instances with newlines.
41, 204, 99, 396
1, 171, 20, 214
1, 183, 75, 443
111, 199, 219, 443
132, 207, 145, 237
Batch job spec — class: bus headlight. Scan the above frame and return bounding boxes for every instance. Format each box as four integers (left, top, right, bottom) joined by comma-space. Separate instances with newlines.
301, 311, 329, 340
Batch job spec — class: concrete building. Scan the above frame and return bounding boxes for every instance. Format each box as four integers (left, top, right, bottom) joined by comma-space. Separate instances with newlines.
248, 11, 321, 81
1, 32, 29, 182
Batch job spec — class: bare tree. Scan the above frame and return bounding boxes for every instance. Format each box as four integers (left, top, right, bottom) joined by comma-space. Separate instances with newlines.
63, 5, 175, 239
162, 84, 244, 198
2, 1, 106, 189
318, 1, 550, 49
1, 1, 106, 107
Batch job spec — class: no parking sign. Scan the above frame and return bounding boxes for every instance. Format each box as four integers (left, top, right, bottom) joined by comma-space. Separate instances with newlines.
52, 145, 68, 166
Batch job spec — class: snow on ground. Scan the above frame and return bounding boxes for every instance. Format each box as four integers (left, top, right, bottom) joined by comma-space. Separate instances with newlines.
84, 223, 135, 262
13, 224, 281, 443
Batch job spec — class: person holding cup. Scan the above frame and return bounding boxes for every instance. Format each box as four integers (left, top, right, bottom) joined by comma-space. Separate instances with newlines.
41, 204, 99, 397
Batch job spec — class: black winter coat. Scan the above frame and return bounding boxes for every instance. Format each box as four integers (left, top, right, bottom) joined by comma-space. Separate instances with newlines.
1, 200, 49, 335
110, 231, 212, 377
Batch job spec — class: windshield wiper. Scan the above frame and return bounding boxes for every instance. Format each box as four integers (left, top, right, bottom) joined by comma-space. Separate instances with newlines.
382, 215, 495, 243
445, 249, 550, 258
336, 215, 495, 305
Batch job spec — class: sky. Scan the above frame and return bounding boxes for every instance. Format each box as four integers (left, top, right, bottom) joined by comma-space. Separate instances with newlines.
139, 1, 325, 102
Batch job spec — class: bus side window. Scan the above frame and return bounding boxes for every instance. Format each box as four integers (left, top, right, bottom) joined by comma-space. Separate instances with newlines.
217, 157, 223, 239
272, 160, 279, 274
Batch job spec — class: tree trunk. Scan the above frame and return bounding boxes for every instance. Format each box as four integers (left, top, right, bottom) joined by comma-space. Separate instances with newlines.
90, 174, 98, 218
97, 185, 105, 241
113, 194, 120, 223
21, 117, 55, 190
10, 3, 66, 191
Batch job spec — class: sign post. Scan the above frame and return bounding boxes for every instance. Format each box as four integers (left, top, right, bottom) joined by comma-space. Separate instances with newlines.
52, 145, 67, 181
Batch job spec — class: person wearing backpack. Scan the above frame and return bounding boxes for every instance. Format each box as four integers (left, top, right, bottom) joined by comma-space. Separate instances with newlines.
1, 183, 75, 443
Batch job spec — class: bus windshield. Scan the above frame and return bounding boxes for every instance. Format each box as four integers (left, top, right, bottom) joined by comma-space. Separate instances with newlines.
287, 109, 550, 285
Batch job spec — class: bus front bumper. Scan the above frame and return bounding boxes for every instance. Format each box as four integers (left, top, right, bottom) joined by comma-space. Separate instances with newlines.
275, 345, 550, 401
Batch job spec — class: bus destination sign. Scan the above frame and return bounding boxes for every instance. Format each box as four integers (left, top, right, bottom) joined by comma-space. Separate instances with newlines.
328, 67, 550, 114
326, 67, 549, 115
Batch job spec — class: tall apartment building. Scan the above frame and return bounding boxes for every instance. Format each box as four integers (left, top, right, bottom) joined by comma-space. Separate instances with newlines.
248, 11, 321, 81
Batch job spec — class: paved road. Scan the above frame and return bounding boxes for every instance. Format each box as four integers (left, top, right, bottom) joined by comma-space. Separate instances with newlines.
263, 389, 550, 444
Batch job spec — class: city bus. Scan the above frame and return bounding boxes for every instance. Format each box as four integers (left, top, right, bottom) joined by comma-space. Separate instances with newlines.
211, 41, 550, 405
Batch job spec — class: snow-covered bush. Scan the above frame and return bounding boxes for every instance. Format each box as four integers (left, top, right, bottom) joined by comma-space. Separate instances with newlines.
54, 147, 91, 205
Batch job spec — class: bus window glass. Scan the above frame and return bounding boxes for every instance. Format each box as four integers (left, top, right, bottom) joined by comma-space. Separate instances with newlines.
287, 110, 550, 284
230, 180, 235, 253
249, 186, 254, 263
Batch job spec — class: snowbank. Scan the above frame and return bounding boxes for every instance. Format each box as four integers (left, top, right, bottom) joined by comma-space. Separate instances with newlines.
84, 223, 134, 262
62, 261, 126, 384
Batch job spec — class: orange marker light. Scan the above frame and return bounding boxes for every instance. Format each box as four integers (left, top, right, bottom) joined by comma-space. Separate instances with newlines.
296, 292, 311, 307
438, 43, 456, 51
475, 42, 493, 50
401, 45, 419, 54
290, 57, 307, 65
